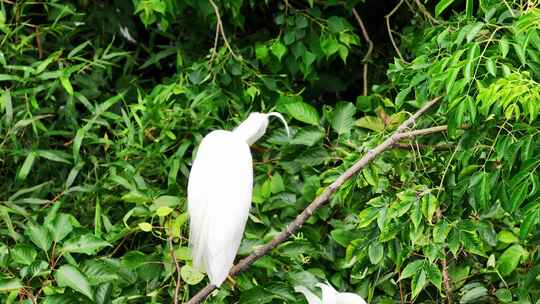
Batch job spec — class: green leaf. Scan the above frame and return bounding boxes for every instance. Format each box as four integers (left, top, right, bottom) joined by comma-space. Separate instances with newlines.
486, 57, 496, 76
411, 270, 427, 299
283, 98, 320, 126
401, 260, 424, 279
10, 244, 37, 265
36, 150, 71, 164
509, 182, 528, 212
465, 0, 473, 18
0, 278, 22, 292
26, 222, 52, 252
180, 265, 205, 285
331, 102, 356, 134
425, 264, 442, 290
60, 76, 74, 95
466, 22, 484, 43
497, 244, 526, 276
500, 37, 510, 58
368, 243, 384, 264
355, 116, 384, 132
435, 0, 456, 16
460, 286, 488, 303
152, 195, 181, 208
291, 127, 324, 146
2, 89, 12, 124
46, 213, 74, 242
495, 288, 512, 303
256, 44, 269, 60
17, 152, 36, 181
270, 173, 285, 194
55, 265, 94, 300
271, 41, 287, 61
62, 234, 111, 255
497, 230, 518, 244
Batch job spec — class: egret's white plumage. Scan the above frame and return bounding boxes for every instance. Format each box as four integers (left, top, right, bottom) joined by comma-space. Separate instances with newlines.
295, 282, 367, 304
188, 112, 288, 287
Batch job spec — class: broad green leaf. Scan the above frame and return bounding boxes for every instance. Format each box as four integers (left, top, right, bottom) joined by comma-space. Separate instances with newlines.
138, 222, 152, 232
180, 265, 205, 285
284, 99, 320, 126
271, 41, 287, 61
460, 286, 488, 303
55, 265, 94, 300
26, 222, 52, 252
466, 22, 484, 43
331, 102, 356, 134
62, 234, 111, 255
401, 260, 424, 279
355, 116, 384, 132
10, 244, 37, 265
0, 278, 22, 292
495, 288, 512, 303
46, 213, 74, 243
155, 206, 173, 217
497, 230, 518, 244
497, 245, 526, 276
368, 243, 383, 264
411, 270, 427, 299
292, 127, 324, 146
271, 173, 285, 194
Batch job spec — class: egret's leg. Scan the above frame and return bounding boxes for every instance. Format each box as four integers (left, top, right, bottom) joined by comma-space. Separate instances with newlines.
226, 275, 236, 286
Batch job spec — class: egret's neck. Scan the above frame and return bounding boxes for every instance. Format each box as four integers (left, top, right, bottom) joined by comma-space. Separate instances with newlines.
232, 113, 269, 145
232, 120, 266, 145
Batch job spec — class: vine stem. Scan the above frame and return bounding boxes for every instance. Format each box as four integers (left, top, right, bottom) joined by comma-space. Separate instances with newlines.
185, 97, 442, 304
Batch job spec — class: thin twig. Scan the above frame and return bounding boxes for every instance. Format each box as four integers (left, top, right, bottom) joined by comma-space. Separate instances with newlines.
399, 125, 448, 138
394, 142, 453, 151
385, 0, 405, 62
441, 257, 453, 303
351, 8, 373, 96
185, 97, 442, 304
168, 237, 182, 304
208, 0, 240, 61
415, 0, 440, 24
209, 21, 220, 65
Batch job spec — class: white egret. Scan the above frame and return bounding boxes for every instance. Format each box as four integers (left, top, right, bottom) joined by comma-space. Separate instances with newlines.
295, 282, 367, 304
188, 112, 289, 287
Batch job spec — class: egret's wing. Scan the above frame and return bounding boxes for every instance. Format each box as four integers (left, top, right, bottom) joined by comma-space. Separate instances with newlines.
294, 286, 322, 304
188, 130, 253, 287
336, 293, 367, 304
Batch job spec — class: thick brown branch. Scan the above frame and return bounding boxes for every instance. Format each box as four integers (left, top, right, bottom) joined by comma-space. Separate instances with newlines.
185, 97, 442, 304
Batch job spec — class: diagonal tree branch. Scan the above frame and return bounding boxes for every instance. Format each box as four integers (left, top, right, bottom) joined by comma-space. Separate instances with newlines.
186, 97, 442, 304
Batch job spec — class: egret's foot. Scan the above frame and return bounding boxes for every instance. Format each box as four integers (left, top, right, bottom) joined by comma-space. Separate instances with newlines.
226, 275, 236, 288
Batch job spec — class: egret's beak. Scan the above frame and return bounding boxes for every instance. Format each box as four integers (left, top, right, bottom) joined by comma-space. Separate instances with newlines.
267, 112, 290, 138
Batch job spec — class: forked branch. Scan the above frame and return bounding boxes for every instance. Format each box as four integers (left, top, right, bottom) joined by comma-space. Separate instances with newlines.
186, 97, 442, 304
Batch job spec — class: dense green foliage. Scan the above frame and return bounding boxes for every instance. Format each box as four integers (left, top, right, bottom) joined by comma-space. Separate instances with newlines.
1, 0, 540, 303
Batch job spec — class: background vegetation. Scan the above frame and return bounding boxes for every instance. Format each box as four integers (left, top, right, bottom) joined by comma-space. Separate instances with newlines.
1, 0, 540, 303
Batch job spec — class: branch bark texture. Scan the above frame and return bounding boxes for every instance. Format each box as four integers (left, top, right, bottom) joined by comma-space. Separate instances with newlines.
186, 97, 442, 304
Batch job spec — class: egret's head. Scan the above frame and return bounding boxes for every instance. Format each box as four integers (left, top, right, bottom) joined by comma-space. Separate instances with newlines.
233, 112, 290, 145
